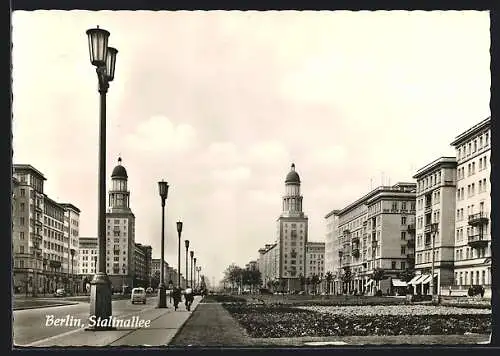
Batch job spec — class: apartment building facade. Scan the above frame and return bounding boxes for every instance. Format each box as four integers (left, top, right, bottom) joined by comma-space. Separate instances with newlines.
327, 183, 416, 295
411, 157, 457, 295
450, 117, 491, 296
305, 241, 325, 278
12, 164, 81, 295
134, 243, 152, 287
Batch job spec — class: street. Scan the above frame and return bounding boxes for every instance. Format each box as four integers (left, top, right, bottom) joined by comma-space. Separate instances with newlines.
14, 296, 159, 346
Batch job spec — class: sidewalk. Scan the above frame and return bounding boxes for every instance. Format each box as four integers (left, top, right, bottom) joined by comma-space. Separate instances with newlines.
24, 296, 203, 347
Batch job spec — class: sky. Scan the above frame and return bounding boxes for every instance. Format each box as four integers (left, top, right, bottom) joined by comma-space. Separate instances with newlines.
12, 10, 490, 285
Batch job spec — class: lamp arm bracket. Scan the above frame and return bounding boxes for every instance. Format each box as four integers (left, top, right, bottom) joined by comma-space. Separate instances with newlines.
96, 66, 109, 93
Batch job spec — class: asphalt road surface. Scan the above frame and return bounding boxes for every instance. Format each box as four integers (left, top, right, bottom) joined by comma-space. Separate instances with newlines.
13, 296, 159, 346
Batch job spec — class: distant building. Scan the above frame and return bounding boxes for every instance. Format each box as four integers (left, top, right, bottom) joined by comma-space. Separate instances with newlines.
256, 163, 310, 292
326, 182, 416, 295
411, 157, 457, 295
305, 241, 325, 278
12, 164, 81, 295
78, 237, 98, 276
134, 243, 152, 287
450, 117, 491, 296
105, 157, 136, 290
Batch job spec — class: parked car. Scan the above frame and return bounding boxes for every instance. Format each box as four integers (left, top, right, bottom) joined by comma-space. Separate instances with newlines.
131, 287, 147, 304
146, 287, 153, 294
54, 288, 66, 297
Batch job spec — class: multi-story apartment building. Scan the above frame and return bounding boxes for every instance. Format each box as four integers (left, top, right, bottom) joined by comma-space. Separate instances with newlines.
326, 182, 416, 295
276, 163, 309, 290
12, 164, 81, 295
106, 157, 136, 289
450, 117, 491, 296
257, 243, 279, 287
78, 237, 98, 276
324, 210, 339, 280
61, 203, 81, 294
256, 163, 310, 291
134, 243, 152, 287
245, 260, 258, 271
411, 157, 457, 296
305, 241, 325, 278
151, 258, 169, 286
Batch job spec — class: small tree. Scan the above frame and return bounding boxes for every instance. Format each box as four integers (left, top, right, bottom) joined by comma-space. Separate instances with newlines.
372, 268, 385, 294
399, 268, 415, 283
299, 274, 305, 291
311, 274, 320, 294
341, 266, 352, 294
325, 271, 333, 295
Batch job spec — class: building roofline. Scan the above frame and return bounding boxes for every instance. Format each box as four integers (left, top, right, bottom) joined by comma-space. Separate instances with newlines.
334, 182, 416, 216
44, 194, 66, 210
413, 156, 457, 179
450, 116, 491, 146
60, 203, 81, 213
324, 209, 340, 219
13, 164, 47, 180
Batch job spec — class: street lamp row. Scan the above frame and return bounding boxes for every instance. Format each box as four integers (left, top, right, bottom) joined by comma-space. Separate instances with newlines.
157, 182, 202, 308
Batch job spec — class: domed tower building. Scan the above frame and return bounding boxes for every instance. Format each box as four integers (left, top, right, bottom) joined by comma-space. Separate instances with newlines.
106, 157, 136, 291
276, 163, 309, 292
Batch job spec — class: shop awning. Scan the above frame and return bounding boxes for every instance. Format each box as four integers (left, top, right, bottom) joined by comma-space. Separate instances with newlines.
408, 275, 423, 285
421, 274, 437, 285
391, 279, 407, 287
365, 279, 373, 287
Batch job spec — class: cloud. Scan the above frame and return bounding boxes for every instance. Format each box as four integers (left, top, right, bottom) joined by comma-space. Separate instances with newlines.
125, 115, 197, 154
211, 166, 252, 183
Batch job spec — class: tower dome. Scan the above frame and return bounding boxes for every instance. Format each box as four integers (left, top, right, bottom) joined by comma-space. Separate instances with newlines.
285, 163, 300, 184
111, 157, 128, 179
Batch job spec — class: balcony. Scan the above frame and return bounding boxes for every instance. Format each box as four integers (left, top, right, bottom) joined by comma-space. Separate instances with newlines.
35, 204, 43, 212
407, 224, 415, 232
407, 239, 415, 248
352, 248, 360, 258
352, 236, 359, 244
425, 205, 432, 214
468, 234, 489, 249
371, 240, 377, 248
468, 212, 489, 226
343, 229, 351, 236
424, 224, 432, 233
363, 221, 368, 226
424, 238, 431, 248
49, 260, 62, 269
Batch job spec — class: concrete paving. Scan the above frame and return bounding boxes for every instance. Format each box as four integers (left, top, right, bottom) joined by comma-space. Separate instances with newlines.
18, 296, 202, 347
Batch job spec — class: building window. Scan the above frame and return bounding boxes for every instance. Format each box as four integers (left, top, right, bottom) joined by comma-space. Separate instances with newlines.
401, 216, 407, 225
391, 261, 396, 269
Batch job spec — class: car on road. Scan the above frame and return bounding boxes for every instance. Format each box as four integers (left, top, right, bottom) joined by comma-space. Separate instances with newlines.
146, 287, 153, 294
131, 287, 147, 304
54, 288, 67, 297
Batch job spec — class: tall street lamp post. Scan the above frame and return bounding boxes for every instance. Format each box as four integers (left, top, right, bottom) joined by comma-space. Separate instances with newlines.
193, 258, 197, 289
157, 180, 169, 308
190, 251, 194, 288
86, 26, 118, 330
184, 240, 190, 288
177, 221, 183, 288
197, 266, 201, 289
70, 249, 75, 295
430, 222, 439, 302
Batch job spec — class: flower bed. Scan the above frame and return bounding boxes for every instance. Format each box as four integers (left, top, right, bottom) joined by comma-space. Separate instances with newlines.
297, 305, 491, 316
223, 304, 491, 338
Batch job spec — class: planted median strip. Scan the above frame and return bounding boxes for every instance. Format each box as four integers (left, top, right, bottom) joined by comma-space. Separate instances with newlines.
223, 303, 491, 338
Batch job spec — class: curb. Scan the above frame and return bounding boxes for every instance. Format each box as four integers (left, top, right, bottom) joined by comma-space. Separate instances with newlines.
14, 302, 79, 311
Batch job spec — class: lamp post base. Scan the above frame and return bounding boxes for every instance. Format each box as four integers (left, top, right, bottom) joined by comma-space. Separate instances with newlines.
86, 272, 116, 331
157, 284, 167, 308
